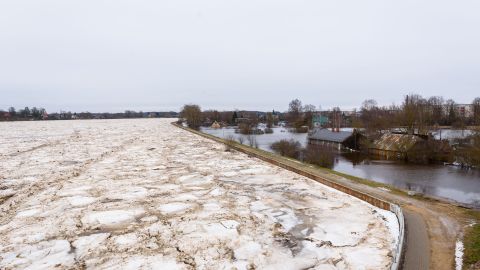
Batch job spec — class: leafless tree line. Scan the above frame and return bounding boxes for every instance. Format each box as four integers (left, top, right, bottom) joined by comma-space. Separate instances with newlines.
353, 95, 480, 138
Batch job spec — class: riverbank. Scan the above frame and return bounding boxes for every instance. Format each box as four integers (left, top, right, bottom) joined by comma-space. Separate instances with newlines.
190, 124, 480, 269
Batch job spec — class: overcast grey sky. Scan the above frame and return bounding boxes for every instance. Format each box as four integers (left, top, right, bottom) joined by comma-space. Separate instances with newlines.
1, 0, 479, 113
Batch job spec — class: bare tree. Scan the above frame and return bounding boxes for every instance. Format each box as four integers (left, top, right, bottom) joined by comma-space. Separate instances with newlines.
270, 139, 301, 158
247, 134, 258, 148
445, 99, 457, 126
224, 135, 236, 152
359, 99, 398, 137
180, 104, 202, 129
266, 112, 274, 128
303, 104, 316, 128
287, 99, 303, 129
303, 144, 335, 169
400, 94, 430, 134
428, 96, 444, 126
8, 107, 16, 119
472, 97, 480, 126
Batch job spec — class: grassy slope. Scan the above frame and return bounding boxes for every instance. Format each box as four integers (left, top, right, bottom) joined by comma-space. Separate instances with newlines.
463, 210, 480, 269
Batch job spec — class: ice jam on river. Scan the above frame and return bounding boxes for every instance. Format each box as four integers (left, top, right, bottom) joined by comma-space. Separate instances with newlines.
0, 119, 399, 269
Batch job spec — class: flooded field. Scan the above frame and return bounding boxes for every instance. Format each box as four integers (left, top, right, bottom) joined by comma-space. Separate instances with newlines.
202, 127, 480, 207
0, 119, 398, 269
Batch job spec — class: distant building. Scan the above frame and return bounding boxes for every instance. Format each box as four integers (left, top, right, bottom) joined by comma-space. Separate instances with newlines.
312, 114, 329, 128
308, 128, 362, 150
455, 104, 474, 118
441, 104, 474, 118
235, 117, 250, 124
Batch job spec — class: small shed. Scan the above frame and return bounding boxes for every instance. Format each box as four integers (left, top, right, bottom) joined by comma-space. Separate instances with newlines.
308, 128, 361, 150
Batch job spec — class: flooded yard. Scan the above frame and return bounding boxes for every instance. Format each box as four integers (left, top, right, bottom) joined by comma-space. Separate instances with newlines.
0, 119, 397, 269
202, 127, 480, 207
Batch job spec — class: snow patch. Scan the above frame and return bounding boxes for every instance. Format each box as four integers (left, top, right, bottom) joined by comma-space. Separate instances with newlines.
81, 209, 144, 228
159, 202, 193, 214
455, 239, 464, 270
234, 241, 263, 260
73, 233, 110, 259
2, 240, 74, 269
97, 255, 185, 270
16, 208, 41, 218
203, 222, 239, 239
221, 220, 240, 229
67, 196, 96, 207
114, 233, 139, 247
376, 208, 400, 248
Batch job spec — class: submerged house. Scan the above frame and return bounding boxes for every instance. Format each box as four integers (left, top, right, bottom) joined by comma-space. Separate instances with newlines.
308, 128, 362, 150
368, 133, 452, 163
211, 121, 221, 129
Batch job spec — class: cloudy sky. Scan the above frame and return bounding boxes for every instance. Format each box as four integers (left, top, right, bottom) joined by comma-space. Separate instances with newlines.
1, 0, 479, 112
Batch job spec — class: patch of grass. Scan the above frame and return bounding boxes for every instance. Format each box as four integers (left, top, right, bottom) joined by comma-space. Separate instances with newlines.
464, 223, 480, 268
224, 135, 236, 152
465, 209, 480, 220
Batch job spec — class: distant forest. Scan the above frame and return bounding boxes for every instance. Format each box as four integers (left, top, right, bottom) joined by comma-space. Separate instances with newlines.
0, 107, 179, 121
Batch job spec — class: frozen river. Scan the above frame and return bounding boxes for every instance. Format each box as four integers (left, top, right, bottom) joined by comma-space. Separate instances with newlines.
0, 119, 397, 269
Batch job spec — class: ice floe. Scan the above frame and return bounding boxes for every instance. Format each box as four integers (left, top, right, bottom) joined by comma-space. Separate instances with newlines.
0, 119, 398, 269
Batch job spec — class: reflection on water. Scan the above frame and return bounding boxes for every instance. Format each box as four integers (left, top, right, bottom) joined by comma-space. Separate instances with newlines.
432, 129, 474, 141
334, 153, 480, 207
201, 127, 480, 207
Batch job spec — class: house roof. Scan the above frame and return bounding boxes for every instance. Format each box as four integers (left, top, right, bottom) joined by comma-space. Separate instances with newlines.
370, 133, 424, 152
308, 128, 354, 143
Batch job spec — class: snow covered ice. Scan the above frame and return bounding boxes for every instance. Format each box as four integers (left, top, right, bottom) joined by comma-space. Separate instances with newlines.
0, 119, 398, 269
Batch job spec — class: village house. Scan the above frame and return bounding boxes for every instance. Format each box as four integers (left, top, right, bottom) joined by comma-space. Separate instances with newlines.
312, 114, 329, 128
211, 121, 221, 128
368, 133, 452, 163
308, 128, 362, 151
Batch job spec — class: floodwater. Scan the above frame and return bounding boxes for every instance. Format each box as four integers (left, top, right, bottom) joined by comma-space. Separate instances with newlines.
201, 127, 480, 207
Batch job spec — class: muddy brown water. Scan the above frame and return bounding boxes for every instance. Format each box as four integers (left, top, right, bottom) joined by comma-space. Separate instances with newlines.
202, 127, 480, 208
